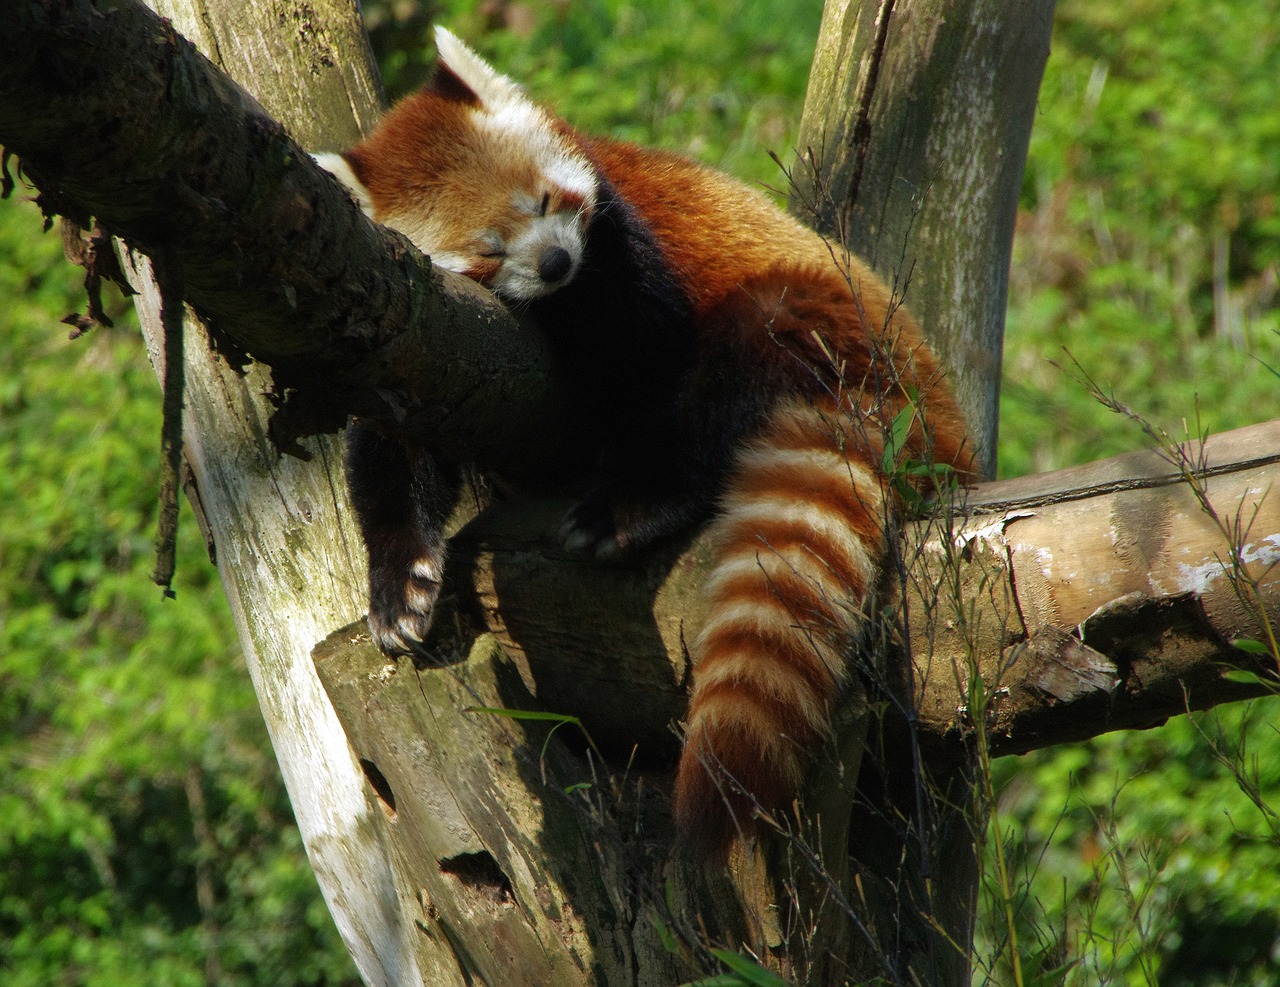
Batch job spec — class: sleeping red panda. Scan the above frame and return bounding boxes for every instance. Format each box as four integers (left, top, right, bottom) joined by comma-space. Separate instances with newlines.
316, 27, 973, 859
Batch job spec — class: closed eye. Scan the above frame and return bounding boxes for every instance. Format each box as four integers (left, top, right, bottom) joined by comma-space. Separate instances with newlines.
479, 249, 507, 259
539, 192, 550, 217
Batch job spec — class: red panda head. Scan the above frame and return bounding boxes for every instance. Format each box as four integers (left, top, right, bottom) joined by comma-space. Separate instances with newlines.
315, 27, 597, 301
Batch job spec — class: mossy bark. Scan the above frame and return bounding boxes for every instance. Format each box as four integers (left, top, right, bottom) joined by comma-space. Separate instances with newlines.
793, 0, 1057, 480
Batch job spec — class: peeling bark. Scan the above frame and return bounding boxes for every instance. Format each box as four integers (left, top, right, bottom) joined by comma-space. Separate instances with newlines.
915, 418, 1280, 759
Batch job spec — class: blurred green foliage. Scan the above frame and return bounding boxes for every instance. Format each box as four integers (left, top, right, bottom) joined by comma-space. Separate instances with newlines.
1, 0, 1277, 983
981, 2, 1280, 983
0, 198, 360, 983
1002, 0, 1279, 477
383, 0, 823, 186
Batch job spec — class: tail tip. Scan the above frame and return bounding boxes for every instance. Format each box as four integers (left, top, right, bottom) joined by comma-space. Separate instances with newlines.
673, 752, 769, 864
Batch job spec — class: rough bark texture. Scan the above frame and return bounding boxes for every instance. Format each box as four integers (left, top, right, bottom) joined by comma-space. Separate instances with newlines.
344, 422, 1280, 771
314, 422, 1279, 985
793, 0, 1057, 479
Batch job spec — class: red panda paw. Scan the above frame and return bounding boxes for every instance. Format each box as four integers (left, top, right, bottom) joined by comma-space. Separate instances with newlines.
365, 550, 443, 658
561, 485, 709, 561
558, 491, 672, 560
559, 499, 627, 560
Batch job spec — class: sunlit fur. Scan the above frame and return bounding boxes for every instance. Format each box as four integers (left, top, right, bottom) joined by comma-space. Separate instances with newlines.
323, 28, 974, 859
316, 29, 596, 301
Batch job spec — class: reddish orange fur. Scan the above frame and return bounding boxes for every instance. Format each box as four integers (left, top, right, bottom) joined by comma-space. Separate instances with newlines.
330, 33, 974, 860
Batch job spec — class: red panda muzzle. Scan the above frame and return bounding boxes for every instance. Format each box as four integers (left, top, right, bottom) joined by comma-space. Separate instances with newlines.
538, 245, 573, 284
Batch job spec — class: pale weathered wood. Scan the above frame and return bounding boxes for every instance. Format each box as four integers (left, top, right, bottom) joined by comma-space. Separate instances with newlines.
315, 423, 1280, 985
126, 256, 421, 987
313, 632, 703, 986
793, 0, 1056, 479
911, 418, 1280, 756
104, 0, 419, 981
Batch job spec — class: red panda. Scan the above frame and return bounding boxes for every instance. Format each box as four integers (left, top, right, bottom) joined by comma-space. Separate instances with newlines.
317, 28, 973, 859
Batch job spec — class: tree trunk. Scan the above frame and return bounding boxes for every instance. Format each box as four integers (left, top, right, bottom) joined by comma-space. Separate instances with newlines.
787, 3, 1055, 981
111, 1, 423, 983
793, 0, 1057, 480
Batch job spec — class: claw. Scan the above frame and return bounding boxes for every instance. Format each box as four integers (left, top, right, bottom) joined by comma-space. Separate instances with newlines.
367, 552, 442, 658
560, 500, 625, 559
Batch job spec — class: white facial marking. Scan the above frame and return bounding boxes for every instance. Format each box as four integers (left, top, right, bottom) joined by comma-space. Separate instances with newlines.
471, 105, 598, 205
512, 191, 541, 216
312, 152, 374, 218
490, 210, 586, 300
434, 29, 598, 215
357, 29, 600, 301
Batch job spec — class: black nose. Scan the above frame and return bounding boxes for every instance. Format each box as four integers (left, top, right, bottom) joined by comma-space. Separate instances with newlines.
538, 246, 573, 283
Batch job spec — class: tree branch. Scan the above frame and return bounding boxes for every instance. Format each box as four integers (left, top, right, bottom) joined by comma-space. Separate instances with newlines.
380, 419, 1280, 764
0, 0, 571, 470
916, 418, 1280, 757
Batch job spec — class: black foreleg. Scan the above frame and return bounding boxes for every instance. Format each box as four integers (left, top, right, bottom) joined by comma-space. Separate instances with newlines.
345, 422, 461, 656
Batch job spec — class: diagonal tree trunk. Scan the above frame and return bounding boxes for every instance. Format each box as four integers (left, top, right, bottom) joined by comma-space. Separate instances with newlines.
2, 1, 420, 982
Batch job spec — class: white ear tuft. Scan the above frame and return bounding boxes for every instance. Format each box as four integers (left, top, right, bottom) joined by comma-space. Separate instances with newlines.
432, 26, 527, 109
312, 152, 374, 219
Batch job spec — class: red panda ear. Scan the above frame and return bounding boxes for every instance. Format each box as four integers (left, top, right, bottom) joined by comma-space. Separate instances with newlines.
427, 62, 481, 106
431, 26, 528, 111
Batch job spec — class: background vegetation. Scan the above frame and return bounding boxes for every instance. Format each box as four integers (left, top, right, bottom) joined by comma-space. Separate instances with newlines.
0, 0, 1275, 983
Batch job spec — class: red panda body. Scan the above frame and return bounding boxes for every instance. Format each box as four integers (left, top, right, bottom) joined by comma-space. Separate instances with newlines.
318, 29, 972, 859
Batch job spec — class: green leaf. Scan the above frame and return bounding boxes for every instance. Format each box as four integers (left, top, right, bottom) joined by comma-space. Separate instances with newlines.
464, 706, 583, 728
708, 948, 790, 986
651, 911, 680, 956
881, 402, 918, 474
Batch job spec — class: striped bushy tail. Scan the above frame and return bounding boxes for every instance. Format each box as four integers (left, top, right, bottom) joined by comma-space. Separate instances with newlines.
672, 398, 894, 857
